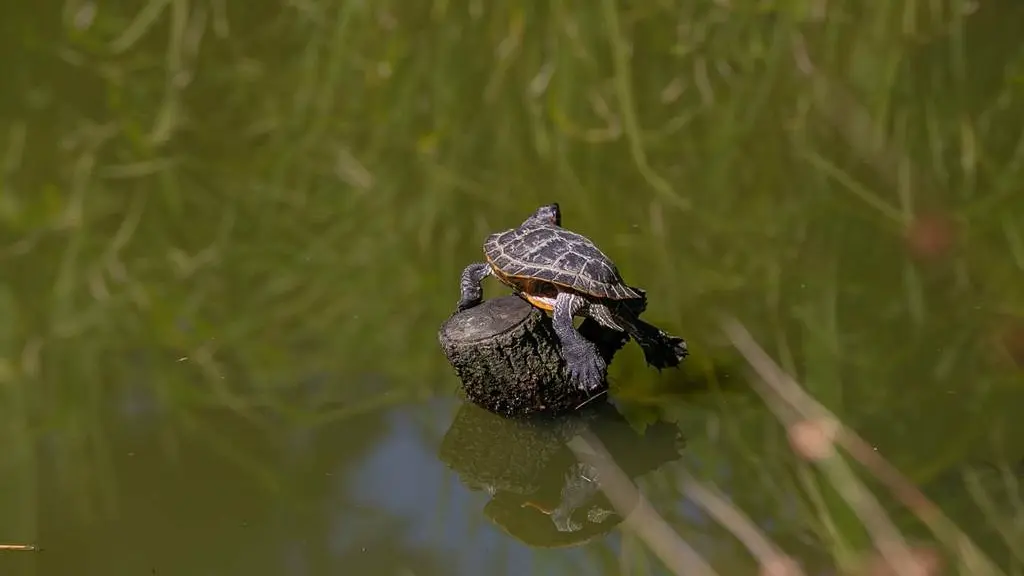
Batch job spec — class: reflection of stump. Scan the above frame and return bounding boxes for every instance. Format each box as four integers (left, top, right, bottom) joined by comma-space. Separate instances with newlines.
438, 295, 627, 418
438, 403, 586, 496
438, 401, 687, 548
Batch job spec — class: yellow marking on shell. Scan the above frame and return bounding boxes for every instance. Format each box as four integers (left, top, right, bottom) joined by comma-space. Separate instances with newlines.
523, 294, 557, 311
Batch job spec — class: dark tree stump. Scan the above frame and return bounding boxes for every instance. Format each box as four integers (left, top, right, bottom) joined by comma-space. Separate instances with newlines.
438, 295, 628, 418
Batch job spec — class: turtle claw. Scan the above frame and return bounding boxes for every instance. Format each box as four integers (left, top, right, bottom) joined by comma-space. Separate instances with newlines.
564, 344, 606, 391
638, 333, 688, 370
456, 298, 479, 313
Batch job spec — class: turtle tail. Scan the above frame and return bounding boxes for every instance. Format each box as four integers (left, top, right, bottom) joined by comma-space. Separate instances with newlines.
625, 317, 688, 370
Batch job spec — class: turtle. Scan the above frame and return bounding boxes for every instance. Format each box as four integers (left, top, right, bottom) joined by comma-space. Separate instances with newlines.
456, 203, 688, 391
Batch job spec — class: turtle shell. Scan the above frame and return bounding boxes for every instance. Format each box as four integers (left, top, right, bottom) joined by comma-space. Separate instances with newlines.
484, 223, 643, 301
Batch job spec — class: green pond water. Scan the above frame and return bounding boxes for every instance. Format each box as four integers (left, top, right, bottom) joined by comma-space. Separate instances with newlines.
2, 1, 1024, 574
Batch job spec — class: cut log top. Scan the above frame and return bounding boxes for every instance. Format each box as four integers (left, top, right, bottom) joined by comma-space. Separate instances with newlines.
440, 296, 533, 344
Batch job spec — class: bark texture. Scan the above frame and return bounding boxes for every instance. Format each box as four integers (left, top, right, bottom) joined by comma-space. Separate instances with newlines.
438, 295, 627, 417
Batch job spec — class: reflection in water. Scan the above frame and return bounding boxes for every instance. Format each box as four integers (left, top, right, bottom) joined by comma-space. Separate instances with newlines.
439, 401, 685, 548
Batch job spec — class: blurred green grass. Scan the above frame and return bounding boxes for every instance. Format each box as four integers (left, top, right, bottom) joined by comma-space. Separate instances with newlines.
2, 0, 1024, 572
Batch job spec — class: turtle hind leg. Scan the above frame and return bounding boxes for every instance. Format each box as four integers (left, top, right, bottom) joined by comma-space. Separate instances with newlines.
580, 302, 630, 358
633, 321, 688, 370
456, 262, 492, 312
638, 328, 688, 370
602, 303, 688, 370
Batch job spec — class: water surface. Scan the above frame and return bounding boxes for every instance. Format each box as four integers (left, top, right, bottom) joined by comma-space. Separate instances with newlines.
2, 1, 1024, 574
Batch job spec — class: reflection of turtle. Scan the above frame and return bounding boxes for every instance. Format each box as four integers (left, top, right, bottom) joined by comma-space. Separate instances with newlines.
524, 462, 609, 533
457, 203, 688, 391
484, 489, 620, 549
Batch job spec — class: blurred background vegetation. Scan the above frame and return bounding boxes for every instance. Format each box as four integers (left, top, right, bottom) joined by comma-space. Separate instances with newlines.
2, 0, 1024, 574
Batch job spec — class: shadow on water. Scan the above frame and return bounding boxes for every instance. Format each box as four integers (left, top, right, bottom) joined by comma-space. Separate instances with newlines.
3, 0, 1024, 574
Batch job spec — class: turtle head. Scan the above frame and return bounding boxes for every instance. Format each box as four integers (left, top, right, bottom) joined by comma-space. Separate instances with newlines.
523, 203, 561, 228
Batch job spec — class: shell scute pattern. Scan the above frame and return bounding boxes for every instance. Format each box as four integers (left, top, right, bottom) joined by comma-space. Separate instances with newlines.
484, 225, 644, 301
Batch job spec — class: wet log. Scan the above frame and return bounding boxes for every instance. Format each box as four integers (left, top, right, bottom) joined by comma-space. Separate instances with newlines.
438, 295, 628, 418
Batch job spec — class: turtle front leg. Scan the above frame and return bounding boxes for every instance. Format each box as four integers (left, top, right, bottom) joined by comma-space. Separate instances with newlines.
456, 262, 492, 312
552, 292, 606, 391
